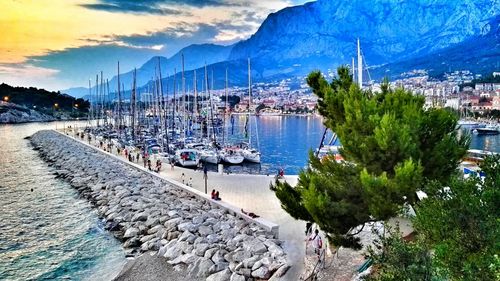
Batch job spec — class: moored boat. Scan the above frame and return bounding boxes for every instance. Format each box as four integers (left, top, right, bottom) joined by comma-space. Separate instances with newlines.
175, 149, 200, 167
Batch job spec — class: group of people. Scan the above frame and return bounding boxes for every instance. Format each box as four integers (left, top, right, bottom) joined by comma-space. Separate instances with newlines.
210, 189, 221, 201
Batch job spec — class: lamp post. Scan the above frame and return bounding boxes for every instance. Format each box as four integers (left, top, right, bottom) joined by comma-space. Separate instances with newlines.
3, 96, 8, 102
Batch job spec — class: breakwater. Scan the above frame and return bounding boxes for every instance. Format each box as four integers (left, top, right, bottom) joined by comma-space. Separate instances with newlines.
30, 130, 290, 280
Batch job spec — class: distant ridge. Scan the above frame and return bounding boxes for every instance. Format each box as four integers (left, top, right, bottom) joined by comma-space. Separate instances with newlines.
62, 0, 500, 98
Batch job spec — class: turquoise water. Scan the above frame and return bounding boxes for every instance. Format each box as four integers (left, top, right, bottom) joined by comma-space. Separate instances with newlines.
0, 122, 125, 281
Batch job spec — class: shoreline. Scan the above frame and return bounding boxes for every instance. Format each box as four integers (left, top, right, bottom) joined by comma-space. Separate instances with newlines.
31, 130, 292, 280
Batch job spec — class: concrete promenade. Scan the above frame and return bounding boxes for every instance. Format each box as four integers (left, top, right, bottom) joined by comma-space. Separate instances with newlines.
62, 128, 307, 279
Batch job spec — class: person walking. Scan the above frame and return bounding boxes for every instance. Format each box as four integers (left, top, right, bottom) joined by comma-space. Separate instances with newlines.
308, 229, 323, 258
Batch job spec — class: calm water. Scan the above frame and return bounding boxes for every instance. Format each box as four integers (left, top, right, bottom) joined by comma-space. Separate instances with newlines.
216, 115, 500, 175
0, 122, 125, 281
0, 117, 498, 280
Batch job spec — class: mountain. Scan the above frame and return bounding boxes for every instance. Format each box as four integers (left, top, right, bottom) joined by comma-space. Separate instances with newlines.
60, 87, 88, 98
370, 15, 500, 79
61, 43, 233, 97
229, 0, 499, 78
63, 0, 500, 98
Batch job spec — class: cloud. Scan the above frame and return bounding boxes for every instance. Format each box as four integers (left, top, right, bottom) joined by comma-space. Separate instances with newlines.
0, 63, 62, 90
80, 0, 234, 14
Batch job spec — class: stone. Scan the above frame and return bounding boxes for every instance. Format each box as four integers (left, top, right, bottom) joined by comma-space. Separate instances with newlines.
164, 217, 183, 230
207, 268, 231, 281
194, 243, 210, 256
251, 266, 270, 279
242, 255, 260, 268
209, 261, 229, 274
252, 260, 263, 271
229, 272, 246, 281
198, 225, 214, 236
211, 249, 228, 264
147, 224, 163, 234
131, 212, 148, 222
123, 227, 139, 238
204, 247, 218, 259
270, 264, 291, 278
197, 258, 216, 277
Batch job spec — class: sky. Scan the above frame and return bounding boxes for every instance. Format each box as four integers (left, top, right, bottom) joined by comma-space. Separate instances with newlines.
0, 0, 309, 91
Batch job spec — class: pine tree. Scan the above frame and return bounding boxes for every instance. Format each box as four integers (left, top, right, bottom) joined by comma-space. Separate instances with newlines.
273, 66, 469, 248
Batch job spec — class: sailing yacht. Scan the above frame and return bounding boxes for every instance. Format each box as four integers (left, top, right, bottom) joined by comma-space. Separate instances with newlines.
241, 58, 261, 163
220, 148, 244, 164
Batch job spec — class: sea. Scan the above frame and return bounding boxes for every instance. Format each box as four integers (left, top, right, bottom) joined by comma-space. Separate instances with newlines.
0, 116, 498, 280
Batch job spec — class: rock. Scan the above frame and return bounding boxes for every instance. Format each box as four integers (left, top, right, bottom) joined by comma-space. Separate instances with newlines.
209, 261, 229, 274
242, 255, 260, 268
271, 264, 291, 278
131, 212, 148, 222
178, 230, 195, 242
190, 257, 214, 277
252, 260, 263, 271
123, 237, 140, 248
204, 247, 218, 259
252, 266, 270, 279
168, 253, 198, 265
230, 272, 246, 281
123, 227, 139, 238
207, 268, 231, 281
164, 217, 183, 230
147, 224, 163, 234
206, 234, 220, 244
198, 225, 214, 236
194, 243, 210, 256
164, 241, 183, 260
211, 249, 228, 264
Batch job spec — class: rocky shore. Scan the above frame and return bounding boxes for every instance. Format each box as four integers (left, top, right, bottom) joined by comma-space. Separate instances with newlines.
30, 130, 290, 281
0, 102, 57, 123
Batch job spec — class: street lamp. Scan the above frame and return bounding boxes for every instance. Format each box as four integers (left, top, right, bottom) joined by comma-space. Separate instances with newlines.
54, 103, 59, 108
3, 96, 8, 102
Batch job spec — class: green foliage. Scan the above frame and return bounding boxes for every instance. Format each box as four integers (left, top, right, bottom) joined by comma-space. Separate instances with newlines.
413, 155, 500, 281
366, 226, 434, 281
273, 66, 469, 249
0, 83, 89, 117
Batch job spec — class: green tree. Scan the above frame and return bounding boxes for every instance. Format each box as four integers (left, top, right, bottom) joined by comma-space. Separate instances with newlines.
412, 155, 500, 280
273, 66, 469, 248
366, 226, 433, 281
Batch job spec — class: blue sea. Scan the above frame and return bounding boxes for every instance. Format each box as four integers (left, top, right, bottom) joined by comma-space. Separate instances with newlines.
0, 117, 498, 280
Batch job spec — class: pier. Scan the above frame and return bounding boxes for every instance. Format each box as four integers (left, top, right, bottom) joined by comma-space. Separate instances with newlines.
32, 129, 306, 280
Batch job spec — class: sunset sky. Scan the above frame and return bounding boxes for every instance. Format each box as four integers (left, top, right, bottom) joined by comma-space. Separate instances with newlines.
0, 0, 308, 91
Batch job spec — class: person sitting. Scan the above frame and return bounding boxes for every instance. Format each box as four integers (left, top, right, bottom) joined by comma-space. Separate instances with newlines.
214, 191, 221, 201
241, 208, 260, 218
211, 189, 216, 199
279, 168, 284, 177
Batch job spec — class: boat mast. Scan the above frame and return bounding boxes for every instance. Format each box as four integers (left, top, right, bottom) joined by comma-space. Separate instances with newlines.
182, 53, 186, 143
357, 38, 362, 89
172, 69, 176, 141
223, 68, 228, 146
248, 57, 252, 148
117, 61, 122, 134
131, 68, 137, 141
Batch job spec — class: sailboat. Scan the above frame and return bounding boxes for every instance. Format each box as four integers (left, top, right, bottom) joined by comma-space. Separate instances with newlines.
241, 58, 261, 163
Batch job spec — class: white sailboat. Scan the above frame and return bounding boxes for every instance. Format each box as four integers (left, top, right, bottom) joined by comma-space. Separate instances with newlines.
220, 148, 244, 164
242, 58, 261, 163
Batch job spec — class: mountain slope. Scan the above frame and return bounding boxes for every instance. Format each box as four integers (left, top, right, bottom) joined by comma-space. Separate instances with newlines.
229, 0, 499, 76
62, 43, 233, 97
371, 15, 500, 79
